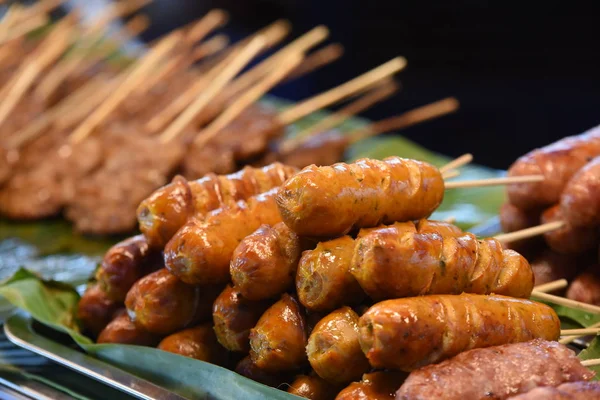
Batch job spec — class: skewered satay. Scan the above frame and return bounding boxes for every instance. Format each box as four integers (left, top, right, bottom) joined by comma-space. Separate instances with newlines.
396, 340, 595, 400
359, 294, 560, 371
157, 323, 229, 365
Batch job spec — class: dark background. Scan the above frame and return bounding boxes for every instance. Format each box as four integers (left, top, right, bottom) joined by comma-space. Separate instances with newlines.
136, 1, 600, 168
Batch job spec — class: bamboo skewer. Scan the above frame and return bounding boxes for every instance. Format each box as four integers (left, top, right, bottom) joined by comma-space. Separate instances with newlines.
0, 13, 48, 45
531, 291, 600, 314
194, 52, 304, 147
192, 34, 229, 61
440, 153, 473, 174
184, 9, 228, 44
69, 31, 183, 143
441, 170, 460, 180
15, 0, 66, 23
560, 328, 600, 337
158, 36, 267, 144
581, 359, 600, 367
494, 221, 565, 243
444, 175, 545, 189
277, 57, 407, 126
560, 322, 600, 344
284, 43, 344, 82
534, 279, 569, 293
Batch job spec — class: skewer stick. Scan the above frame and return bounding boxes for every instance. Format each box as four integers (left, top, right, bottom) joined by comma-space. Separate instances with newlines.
560, 322, 600, 344
13, 0, 65, 24
494, 221, 565, 243
194, 52, 304, 147
159, 36, 267, 144
192, 34, 229, 61
184, 9, 228, 44
69, 32, 182, 143
581, 359, 600, 367
347, 97, 460, 144
444, 175, 544, 189
0, 13, 48, 45
440, 153, 473, 174
441, 170, 460, 180
277, 57, 407, 125
560, 328, 600, 336
145, 20, 291, 133
534, 279, 569, 293
530, 291, 600, 314
280, 81, 399, 153
284, 43, 344, 82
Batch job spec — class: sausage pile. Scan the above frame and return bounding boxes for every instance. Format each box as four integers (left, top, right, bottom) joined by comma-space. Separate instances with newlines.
501, 124, 600, 306
75, 156, 597, 399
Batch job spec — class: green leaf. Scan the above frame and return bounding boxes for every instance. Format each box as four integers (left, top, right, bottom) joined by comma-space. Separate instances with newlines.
551, 305, 600, 328
579, 336, 600, 380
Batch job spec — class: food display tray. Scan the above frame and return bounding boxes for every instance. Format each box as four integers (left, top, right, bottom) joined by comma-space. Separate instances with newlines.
3, 311, 188, 400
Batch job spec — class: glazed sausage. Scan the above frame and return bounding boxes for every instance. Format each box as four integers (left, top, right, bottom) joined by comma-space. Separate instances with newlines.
137, 163, 297, 248
499, 203, 542, 233
352, 224, 534, 300
230, 222, 311, 300
396, 340, 594, 400
335, 371, 407, 400
158, 323, 228, 365
97, 312, 161, 346
507, 125, 600, 209
249, 294, 308, 372
288, 374, 341, 400
359, 294, 560, 371
276, 157, 444, 237
508, 381, 600, 400
125, 269, 201, 335
95, 235, 162, 302
77, 284, 121, 337
234, 356, 291, 388
212, 285, 271, 352
560, 156, 600, 227
306, 307, 370, 384
164, 189, 283, 285
566, 267, 600, 306
541, 205, 599, 254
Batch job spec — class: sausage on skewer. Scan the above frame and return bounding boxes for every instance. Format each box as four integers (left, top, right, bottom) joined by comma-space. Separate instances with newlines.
541, 205, 599, 254
560, 155, 600, 227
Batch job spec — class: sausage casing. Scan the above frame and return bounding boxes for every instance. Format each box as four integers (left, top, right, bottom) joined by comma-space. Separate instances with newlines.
335, 371, 407, 400
541, 205, 599, 254
137, 163, 297, 248
508, 381, 600, 400
566, 267, 600, 306
560, 155, 600, 227
507, 125, 600, 209
287, 374, 341, 400
97, 312, 161, 346
164, 189, 282, 285
276, 157, 444, 237
158, 323, 228, 365
77, 283, 121, 337
358, 294, 560, 371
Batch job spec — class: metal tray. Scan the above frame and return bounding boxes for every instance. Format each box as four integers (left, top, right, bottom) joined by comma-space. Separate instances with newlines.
3, 311, 188, 400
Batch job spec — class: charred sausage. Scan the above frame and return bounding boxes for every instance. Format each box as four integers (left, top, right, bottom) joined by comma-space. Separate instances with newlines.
560, 156, 600, 227
359, 294, 560, 371
276, 157, 444, 237
158, 323, 228, 365
541, 205, 599, 254
396, 339, 594, 400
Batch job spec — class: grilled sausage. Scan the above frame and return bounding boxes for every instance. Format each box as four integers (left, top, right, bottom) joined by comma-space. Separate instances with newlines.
125, 269, 201, 335
306, 307, 370, 384
508, 381, 600, 400
530, 249, 583, 286
77, 283, 121, 337
234, 356, 291, 388
164, 188, 282, 285
336, 371, 407, 400
276, 157, 444, 237
566, 267, 600, 306
249, 294, 308, 372
287, 374, 341, 400
541, 205, 599, 254
158, 323, 228, 365
396, 339, 595, 400
507, 125, 600, 209
500, 203, 542, 233
137, 163, 297, 248
359, 294, 560, 371
95, 235, 162, 302
212, 285, 272, 352
560, 156, 600, 227
352, 223, 534, 300
97, 312, 161, 346
230, 222, 311, 300
277, 130, 349, 169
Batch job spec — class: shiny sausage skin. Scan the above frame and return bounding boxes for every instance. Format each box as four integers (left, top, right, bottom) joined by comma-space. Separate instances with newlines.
396, 340, 594, 400
137, 163, 297, 248
500, 203, 542, 233
287, 374, 341, 400
164, 189, 283, 285
234, 356, 291, 388
230, 222, 311, 300
95, 235, 162, 302
97, 312, 161, 346
276, 157, 444, 237
507, 125, 600, 209
542, 205, 599, 254
158, 323, 228, 365
351, 224, 534, 300
249, 294, 308, 372
560, 156, 600, 227
125, 269, 201, 335
566, 267, 600, 306
507, 381, 600, 400
359, 294, 560, 371
306, 307, 370, 384
336, 371, 407, 400
212, 285, 271, 352
77, 284, 121, 337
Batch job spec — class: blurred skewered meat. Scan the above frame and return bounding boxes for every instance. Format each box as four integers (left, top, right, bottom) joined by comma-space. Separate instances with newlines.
541, 205, 599, 254
530, 249, 586, 287
566, 267, 600, 306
